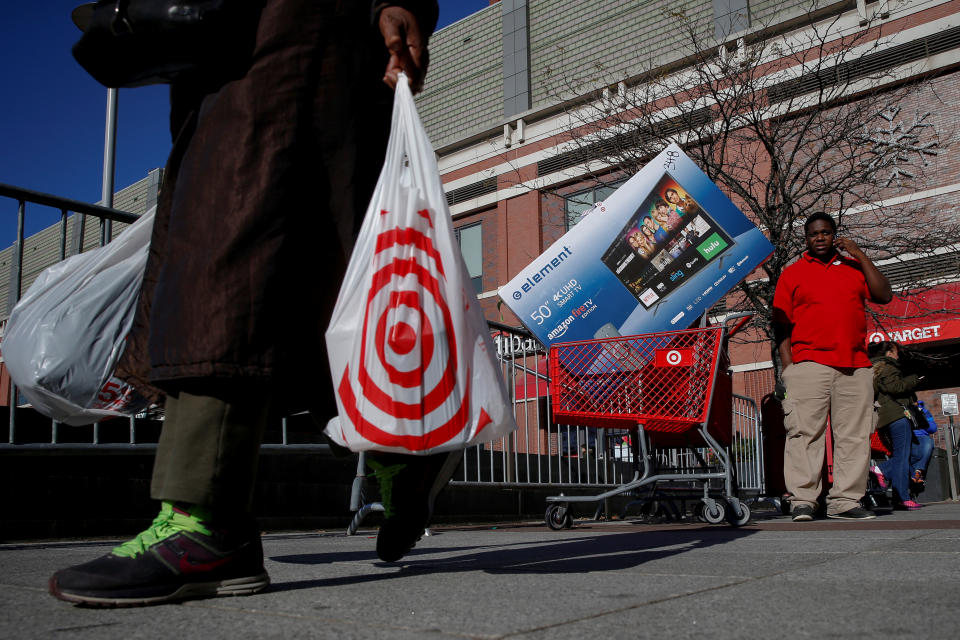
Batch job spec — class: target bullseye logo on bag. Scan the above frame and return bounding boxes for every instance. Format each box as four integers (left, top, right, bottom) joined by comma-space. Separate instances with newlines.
325, 75, 516, 454
655, 348, 693, 367
335, 206, 480, 451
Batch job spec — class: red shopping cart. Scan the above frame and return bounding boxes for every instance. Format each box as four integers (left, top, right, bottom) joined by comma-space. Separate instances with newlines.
544, 321, 750, 528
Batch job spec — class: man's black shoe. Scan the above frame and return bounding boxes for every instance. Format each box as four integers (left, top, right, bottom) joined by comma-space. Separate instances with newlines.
826, 506, 877, 520
367, 451, 461, 562
791, 505, 815, 521
49, 502, 268, 607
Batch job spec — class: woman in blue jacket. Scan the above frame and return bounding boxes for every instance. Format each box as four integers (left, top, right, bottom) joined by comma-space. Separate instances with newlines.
910, 400, 939, 494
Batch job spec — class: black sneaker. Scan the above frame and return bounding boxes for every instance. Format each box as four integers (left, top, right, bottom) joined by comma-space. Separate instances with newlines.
366, 451, 461, 562
49, 502, 269, 607
791, 504, 815, 522
827, 506, 877, 520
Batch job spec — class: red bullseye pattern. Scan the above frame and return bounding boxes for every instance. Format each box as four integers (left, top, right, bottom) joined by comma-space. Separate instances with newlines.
373, 290, 434, 389
388, 321, 416, 355
338, 210, 476, 451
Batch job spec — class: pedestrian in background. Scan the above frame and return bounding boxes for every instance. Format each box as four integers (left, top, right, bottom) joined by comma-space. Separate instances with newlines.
868, 341, 923, 510
910, 400, 939, 494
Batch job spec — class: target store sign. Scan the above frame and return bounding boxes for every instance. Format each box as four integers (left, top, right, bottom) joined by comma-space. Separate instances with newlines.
655, 348, 693, 367
867, 323, 957, 346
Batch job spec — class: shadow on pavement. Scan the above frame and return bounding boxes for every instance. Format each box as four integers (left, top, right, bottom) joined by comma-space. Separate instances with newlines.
267, 527, 758, 593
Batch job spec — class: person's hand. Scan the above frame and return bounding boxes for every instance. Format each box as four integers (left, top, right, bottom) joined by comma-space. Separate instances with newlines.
834, 236, 865, 259
379, 7, 429, 93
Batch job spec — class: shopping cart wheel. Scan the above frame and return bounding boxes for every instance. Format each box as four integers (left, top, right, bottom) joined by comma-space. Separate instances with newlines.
725, 500, 751, 527
545, 503, 573, 530
701, 500, 726, 524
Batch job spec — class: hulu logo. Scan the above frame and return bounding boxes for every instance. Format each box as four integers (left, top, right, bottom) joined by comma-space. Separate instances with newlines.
696, 232, 728, 260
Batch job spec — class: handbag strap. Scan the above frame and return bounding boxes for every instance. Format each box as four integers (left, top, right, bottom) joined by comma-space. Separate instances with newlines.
111, 0, 134, 35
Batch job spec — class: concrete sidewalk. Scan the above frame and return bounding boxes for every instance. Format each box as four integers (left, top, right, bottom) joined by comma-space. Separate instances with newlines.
3, 503, 959, 639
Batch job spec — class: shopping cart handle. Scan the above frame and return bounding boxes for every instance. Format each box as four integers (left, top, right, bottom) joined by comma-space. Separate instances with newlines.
721, 312, 754, 340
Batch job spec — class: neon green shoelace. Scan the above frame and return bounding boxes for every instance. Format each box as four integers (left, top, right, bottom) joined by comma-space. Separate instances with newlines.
367, 459, 406, 518
112, 501, 213, 558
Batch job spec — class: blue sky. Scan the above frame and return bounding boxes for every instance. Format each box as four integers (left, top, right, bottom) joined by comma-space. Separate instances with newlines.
0, 1, 490, 246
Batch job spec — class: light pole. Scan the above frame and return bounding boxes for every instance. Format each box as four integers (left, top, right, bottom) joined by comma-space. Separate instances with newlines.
100, 87, 118, 246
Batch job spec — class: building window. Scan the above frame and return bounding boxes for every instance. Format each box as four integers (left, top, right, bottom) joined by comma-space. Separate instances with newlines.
455, 223, 483, 294
563, 180, 625, 229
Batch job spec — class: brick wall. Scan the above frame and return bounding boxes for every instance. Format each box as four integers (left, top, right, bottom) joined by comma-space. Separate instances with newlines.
738, 368, 777, 407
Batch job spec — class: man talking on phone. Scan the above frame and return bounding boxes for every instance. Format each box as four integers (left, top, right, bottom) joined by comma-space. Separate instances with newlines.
773, 212, 892, 521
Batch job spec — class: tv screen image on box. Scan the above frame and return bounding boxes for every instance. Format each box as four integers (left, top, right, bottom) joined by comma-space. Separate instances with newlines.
600, 174, 733, 309
499, 143, 776, 348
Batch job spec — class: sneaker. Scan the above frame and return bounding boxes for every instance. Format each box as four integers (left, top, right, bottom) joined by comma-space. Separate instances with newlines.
909, 479, 925, 499
870, 464, 887, 489
49, 502, 268, 607
367, 451, 461, 562
826, 506, 877, 520
895, 500, 923, 510
791, 505, 815, 522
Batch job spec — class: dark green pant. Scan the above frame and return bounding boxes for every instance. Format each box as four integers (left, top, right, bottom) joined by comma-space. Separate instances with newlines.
151, 389, 272, 514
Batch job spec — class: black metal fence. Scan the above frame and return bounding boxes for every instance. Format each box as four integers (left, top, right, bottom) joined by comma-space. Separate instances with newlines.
1, 183, 766, 497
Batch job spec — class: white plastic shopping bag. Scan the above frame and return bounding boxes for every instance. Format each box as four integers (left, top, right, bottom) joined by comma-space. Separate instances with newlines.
325, 75, 517, 454
1, 207, 154, 425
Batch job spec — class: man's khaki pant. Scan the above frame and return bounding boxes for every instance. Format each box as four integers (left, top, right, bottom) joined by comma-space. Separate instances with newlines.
781, 361, 873, 515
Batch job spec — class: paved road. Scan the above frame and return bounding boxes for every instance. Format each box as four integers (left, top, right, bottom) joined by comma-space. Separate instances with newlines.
3, 503, 960, 639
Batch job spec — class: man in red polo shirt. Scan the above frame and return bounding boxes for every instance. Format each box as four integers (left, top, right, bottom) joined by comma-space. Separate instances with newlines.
773, 211, 892, 521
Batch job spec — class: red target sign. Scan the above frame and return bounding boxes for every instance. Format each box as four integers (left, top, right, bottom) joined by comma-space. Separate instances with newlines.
655, 348, 693, 367
336, 208, 480, 451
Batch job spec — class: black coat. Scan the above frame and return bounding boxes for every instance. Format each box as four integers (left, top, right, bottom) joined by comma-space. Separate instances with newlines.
117, 0, 439, 415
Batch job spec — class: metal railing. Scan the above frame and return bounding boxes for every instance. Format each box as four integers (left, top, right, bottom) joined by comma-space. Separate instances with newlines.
731, 393, 765, 495
0, 182, 139, 266
932, 417, 960, 500
1, 183, 141, 447
0, 182, 768, 499
451, 322, 767, 496
455, 320, 639, 489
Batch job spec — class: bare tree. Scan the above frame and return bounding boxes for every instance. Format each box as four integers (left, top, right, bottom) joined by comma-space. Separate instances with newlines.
528, 4, 960, 372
